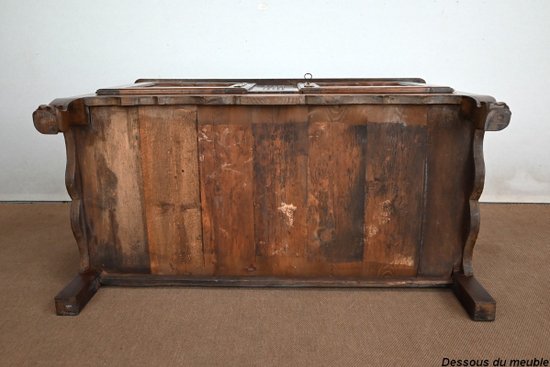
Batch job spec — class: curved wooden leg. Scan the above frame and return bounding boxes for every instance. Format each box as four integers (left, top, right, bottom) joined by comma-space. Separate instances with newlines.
452, 272, 496, 321
54, 270, 100, 316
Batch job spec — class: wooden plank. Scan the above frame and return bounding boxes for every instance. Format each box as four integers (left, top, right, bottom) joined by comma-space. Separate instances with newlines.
64, 128, 89, 271
299, 85, 452, 94
363, 123, 427, 277
198, 107, 256, 275
252, 120, 308, 275
197, 123, 216, 273
307, 105, 427, 126
199, 105, 291, 125
76, 107, 150, 273
138, 106, 203, 275
305, 106, 428, 277
419, 105, 474, 277
306, 114, 367, 266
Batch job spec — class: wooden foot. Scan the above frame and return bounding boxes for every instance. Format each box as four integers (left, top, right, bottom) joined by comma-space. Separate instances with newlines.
54, 270, 100, 316
452, 273, 496, 321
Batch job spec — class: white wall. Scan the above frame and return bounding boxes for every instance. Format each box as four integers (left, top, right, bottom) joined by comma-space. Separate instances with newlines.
1, 0, 549, 202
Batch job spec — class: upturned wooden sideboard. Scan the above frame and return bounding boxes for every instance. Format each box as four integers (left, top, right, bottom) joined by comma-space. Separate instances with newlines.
33, 78, 511, 320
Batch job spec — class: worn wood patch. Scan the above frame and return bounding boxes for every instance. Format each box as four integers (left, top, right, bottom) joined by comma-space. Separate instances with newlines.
308, 105, 427, 126
419, 105, 474, 277
76, 107, 150, 273
138, 106, 203, 275
252, 121, 309, 275
197, 114, 256, 276
363, 123, 427, 277
306, 119, 367, 264
199, 106, 307, 125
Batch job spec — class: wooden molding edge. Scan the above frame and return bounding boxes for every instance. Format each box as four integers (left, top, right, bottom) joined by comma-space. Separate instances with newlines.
64, 130, 90, 271
33, 97, 89, 134
461, 99, 511, 276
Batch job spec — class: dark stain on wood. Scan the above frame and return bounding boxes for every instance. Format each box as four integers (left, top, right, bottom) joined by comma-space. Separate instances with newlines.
76, 107, 150, 273
307, 119, 367, 263
252, 122, 308, 259
419, 106, 474, 277
96, 154, 118, 209
321, 124, 367, 262
100, 154, 123, 271
363, 123, 427, 277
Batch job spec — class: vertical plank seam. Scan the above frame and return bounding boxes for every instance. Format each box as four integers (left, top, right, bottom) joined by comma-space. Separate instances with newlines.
361, 118, 369, 276
211, 117, 220, 273
417, 108, 433, 276
76, 146, 90, 271
328, 121, 336, 276
194, 107, 207, 269
416, 137, 429, 276
305, 106, 311, 262
251, 123, 259, 257
134, 106, 152, 274
303, 110, 310, 259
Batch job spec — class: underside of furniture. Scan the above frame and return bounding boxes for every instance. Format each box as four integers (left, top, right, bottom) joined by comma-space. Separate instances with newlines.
33, 78, 511, 320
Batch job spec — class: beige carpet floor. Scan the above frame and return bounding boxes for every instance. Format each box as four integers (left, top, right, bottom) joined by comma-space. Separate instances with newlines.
0, 203, 548, 366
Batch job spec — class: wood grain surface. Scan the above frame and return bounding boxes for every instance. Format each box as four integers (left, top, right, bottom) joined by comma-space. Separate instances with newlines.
363, 123, 427, 277
32, 79, 511, 319
198, 107, 257, 275
69, 104, 476, 281
138, 106, 203, 275
419, 105, 475, 277
75, 107, 150, 273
